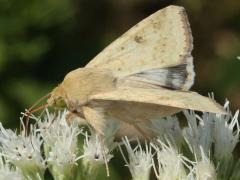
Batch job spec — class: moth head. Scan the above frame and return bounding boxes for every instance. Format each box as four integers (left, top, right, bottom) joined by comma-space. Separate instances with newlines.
47, 68, 96, 109
47, 85, 67, 108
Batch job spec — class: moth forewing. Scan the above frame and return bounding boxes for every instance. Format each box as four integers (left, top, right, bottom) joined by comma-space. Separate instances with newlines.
89, 87, 226, 115
86, 6, 194, 82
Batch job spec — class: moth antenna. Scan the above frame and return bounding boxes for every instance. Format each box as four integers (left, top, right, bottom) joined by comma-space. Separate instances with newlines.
28, 93, 51, 112
28, 104, 49, 114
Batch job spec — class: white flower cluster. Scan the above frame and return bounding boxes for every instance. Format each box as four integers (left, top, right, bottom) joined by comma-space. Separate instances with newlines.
119, 101, 240, 180
183, 101, 240, 161
0, 155, 23, 180
0, 110, 116, 180
0, 121, 45, 179
0, 100, 239, 180
37, 110, 82, 179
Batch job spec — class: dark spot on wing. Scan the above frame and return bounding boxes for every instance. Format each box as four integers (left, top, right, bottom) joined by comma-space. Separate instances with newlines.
134, 36, 144, 43
122, 64, 189, 90
166, 64, 188, 89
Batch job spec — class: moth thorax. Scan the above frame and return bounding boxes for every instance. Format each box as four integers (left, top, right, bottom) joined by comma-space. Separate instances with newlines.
61, 68, 116, 106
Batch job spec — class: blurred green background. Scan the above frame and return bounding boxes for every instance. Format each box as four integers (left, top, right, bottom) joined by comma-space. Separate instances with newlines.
0, 0, 239, 179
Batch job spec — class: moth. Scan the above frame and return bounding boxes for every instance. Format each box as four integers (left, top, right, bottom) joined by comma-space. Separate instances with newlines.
36, 5, 226, 137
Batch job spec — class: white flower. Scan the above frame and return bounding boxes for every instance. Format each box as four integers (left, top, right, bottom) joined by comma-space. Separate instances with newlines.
81, 132, 113, 163
212, 101, 239, 160
0, 156, 23, 180
119, 137, 153, 180
46, 122, 81, 171
194, 148, 216, 180
183, 110, 214, 159
75, 131, 114, 179
182, 99, 240, 162
0, 123, 45, 179
37, 109, 82, 179
152, 140, 189, 180
37, 110, 72, 148
77, 117, 119, 178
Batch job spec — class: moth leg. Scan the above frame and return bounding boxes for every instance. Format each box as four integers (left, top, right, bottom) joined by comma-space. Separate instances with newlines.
81, 106, 110, 176
99, 135, 110, 177
81, 106, 106, 135
66, 111, 87, 126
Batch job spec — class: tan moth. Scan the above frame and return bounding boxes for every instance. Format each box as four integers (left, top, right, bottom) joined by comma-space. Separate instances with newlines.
31, 5, 226, 137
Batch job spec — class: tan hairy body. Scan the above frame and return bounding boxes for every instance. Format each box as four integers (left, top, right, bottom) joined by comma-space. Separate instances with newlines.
47, 6, 226, 137
48, 67, 224, 136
